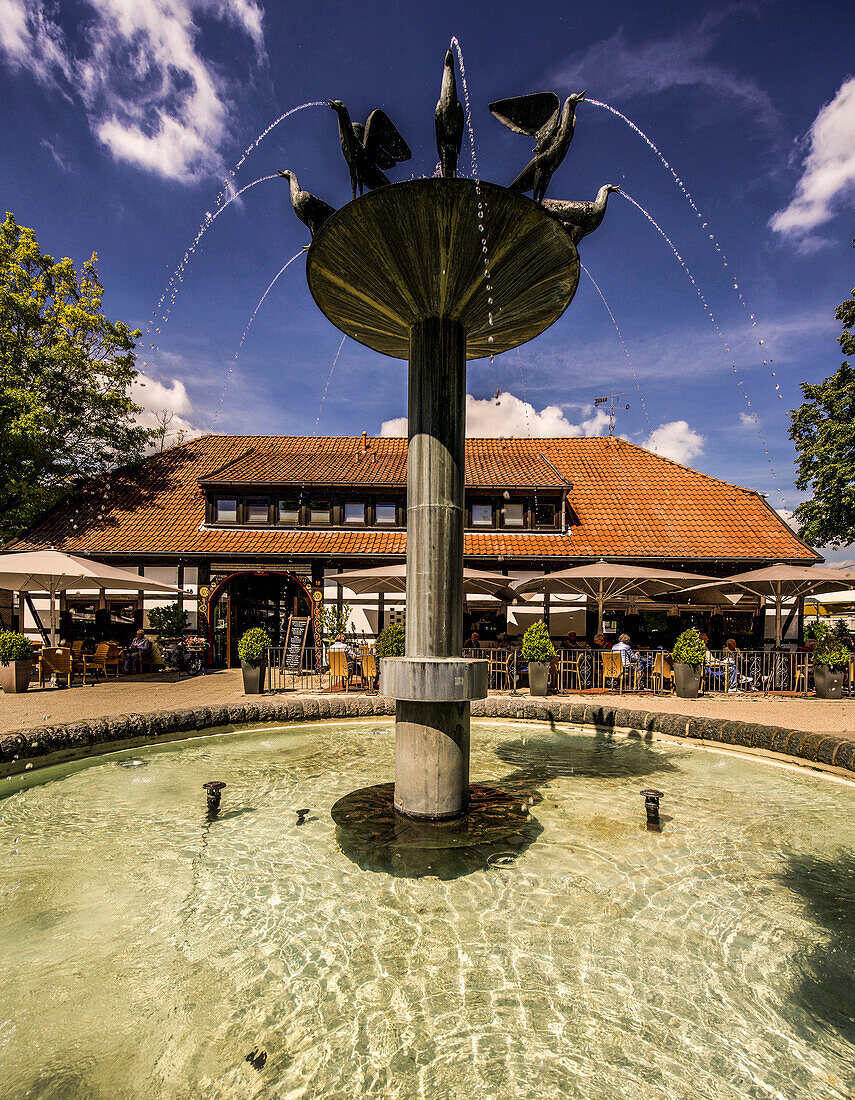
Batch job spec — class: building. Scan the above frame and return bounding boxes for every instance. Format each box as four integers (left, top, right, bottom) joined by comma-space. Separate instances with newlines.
7, 433, 818, 662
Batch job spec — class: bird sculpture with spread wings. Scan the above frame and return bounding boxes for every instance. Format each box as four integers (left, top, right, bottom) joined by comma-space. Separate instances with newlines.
435, 48, 465, 178
489, 90, 586, 203
278, 170, 336, 239
328, 100, 412, 200
542, 185, 620, 245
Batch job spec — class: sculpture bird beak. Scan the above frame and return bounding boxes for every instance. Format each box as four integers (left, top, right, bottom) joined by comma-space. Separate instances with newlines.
576, 90, 587, 101
445, 49, 454, 65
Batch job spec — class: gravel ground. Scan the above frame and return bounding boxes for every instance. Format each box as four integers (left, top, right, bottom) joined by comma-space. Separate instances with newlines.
1, 670, 854, 737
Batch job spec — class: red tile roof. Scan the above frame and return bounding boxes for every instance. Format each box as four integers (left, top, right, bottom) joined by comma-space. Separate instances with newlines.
8, 434, 818, 563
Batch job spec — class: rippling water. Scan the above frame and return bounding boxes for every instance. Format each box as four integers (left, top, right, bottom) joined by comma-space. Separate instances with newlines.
1, 720, 854, 1099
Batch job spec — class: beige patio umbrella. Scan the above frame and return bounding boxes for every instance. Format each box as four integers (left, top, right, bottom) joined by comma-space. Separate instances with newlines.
0, 549, 182, 645
682, 564, 855, 645
512, 560, 719, 633
328, 564, 518, 603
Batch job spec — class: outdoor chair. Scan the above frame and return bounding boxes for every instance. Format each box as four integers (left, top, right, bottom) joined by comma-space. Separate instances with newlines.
328, 649, 358, 692
489, 650, 511, 691
70, 640, 86, 679
651, 652, 673, 694
705, 662, 728, 693
83, 642, 122, 684
38, 646, 73, 688
559, 650, 581, 692
601, 651, 634, 693
359, 647, 378, 692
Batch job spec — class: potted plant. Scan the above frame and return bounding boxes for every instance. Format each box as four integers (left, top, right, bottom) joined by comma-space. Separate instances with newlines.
0, 631, 34, 694
812, 629, 849, 699
521, 621, 556, 696
671, 627, 705, 698
237, 626, 271, 694
375, 622, 405, 665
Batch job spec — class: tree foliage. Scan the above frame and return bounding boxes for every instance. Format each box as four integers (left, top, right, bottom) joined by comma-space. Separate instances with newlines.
789, 235, 855, 548
0, 212, 152, 542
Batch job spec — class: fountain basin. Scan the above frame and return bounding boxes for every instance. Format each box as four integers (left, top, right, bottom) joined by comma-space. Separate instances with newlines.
1, 718, 855, 1098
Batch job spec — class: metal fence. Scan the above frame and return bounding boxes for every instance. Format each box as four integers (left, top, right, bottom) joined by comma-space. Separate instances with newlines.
463, 645, 813, 696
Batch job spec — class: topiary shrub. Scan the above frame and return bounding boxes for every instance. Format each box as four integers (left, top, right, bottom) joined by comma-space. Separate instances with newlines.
375, 622, 405, 658
814, 634, 850, 670
237, 627, 271, 666
148, 603, 188, 640
671, 627, 705, 667
521, 621, 556, 662
0, 631, 32, 665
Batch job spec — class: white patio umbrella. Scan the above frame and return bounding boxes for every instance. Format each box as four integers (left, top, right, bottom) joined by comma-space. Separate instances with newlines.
681, 564, 855, 645
512, 560, 720, 633
328, 564, 518, 603
0, 549, 182, 645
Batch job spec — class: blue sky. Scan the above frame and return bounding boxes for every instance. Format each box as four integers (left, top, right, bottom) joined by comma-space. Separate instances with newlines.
1, 1, 854, 548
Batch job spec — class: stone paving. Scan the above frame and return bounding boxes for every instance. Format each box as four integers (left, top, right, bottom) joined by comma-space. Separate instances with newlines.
1, 668, 853, 738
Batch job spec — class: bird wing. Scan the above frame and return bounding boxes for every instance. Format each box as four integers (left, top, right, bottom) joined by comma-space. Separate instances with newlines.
489, 92, 559, 137
363, 110, 411, 168
533, 107, 561, 152
542, 199, 592, 219
509, 157, 539, 193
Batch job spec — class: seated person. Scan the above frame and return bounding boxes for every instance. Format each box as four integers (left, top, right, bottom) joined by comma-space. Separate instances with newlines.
723, 637, 753, 692
562, 631, 586, 650
612, 633, 640, 667
592, 633, 610, 651
123, 629, 151, 674
467, 631, 481, 652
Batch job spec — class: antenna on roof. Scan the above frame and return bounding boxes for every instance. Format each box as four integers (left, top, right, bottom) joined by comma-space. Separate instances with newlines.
594, 391, 630, 437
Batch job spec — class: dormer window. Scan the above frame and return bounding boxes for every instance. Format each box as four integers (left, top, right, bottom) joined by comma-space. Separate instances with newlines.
536, 503, 556, 527
245, 499, 269, 524
472, 503, 493, 527
503, 502, 524, 528
278, 500, 299, 525
344, 502, 366, 524
375, 501, 397, 525
215, 498, 238, 523
309, 500, 331, 525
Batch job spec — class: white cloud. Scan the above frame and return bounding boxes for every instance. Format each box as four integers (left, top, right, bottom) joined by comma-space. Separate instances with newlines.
553, 12, 776, 127
739, 411, 758, 429
132, 373, 200, 446
379, 393, 612, 438
644, 420, 704, 463
770, 77, 855, 240
0, 0, 265, 182
776, 508, 797, 531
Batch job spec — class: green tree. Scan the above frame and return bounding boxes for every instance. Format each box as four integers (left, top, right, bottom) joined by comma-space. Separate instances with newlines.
0, 212, 152, 541
789, 236, 855, 547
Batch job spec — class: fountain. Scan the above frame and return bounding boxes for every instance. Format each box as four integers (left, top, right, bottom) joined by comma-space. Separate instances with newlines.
295, 59, 608, 824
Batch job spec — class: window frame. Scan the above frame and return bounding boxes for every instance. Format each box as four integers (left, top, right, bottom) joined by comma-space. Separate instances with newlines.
343, 501, 367, 525
470, 500, 495, 528
308, 499, 332, 526
213, 496, 239, 524
374, 500, 398, 526
244, 497, 271, 525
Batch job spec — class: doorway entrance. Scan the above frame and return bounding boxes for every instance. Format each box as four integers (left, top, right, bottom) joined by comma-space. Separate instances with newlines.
209, 572, 313, 667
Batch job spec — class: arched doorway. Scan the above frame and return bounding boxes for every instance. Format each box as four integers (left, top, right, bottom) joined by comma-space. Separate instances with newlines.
208, 572, 313, 667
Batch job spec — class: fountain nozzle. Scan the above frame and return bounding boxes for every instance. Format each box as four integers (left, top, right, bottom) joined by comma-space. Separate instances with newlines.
203, 781, 226, 817
640, 788, 663, 830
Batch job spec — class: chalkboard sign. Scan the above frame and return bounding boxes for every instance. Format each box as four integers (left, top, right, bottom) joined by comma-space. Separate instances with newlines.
283, 616, 310, 672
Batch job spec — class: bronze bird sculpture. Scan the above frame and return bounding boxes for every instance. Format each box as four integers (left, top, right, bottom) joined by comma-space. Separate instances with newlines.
328, 100, 411, 200
435, 47, 465, 178
489, 90, 586, 203
278, 170, 336, 238
542, 185, 620, 245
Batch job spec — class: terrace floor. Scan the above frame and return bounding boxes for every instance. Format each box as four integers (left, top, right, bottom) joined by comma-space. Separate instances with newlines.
2, 669, 854, 738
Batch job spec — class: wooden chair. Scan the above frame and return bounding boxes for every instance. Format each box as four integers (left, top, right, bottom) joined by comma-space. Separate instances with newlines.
559, 651, 581, 692
601, 651, 631, 693
83, 642, 121, 683
39, 647, 73, 688
359, 647, 378, 692
488, 650, 510, 690
651, 652, 673, 695
328, 649, 355, 692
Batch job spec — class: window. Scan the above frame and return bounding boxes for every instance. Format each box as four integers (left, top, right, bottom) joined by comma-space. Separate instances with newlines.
309, 500, 331, 525
215, 498, 238, 523
536, 503, 556, 527
375, 501, 397, 525
245, 499, 269, 524
471, 503, 493, 527
503, 502, 524, 528
344, 501, 366, 524
278, 500, 299, 525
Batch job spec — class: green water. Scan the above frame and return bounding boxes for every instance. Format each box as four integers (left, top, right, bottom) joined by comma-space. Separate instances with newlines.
1, 720, 854, 1098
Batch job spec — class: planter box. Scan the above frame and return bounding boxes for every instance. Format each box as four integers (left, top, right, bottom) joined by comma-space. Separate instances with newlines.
814, 664, 845, 700
241, 661, 266, 694
528, 661, 550, 697
0, 658, 33, 694
674, 662, 702, 699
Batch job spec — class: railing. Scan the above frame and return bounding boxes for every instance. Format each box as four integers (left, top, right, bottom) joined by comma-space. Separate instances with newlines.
266, 646, 325, 693
464, 646, 812, 695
